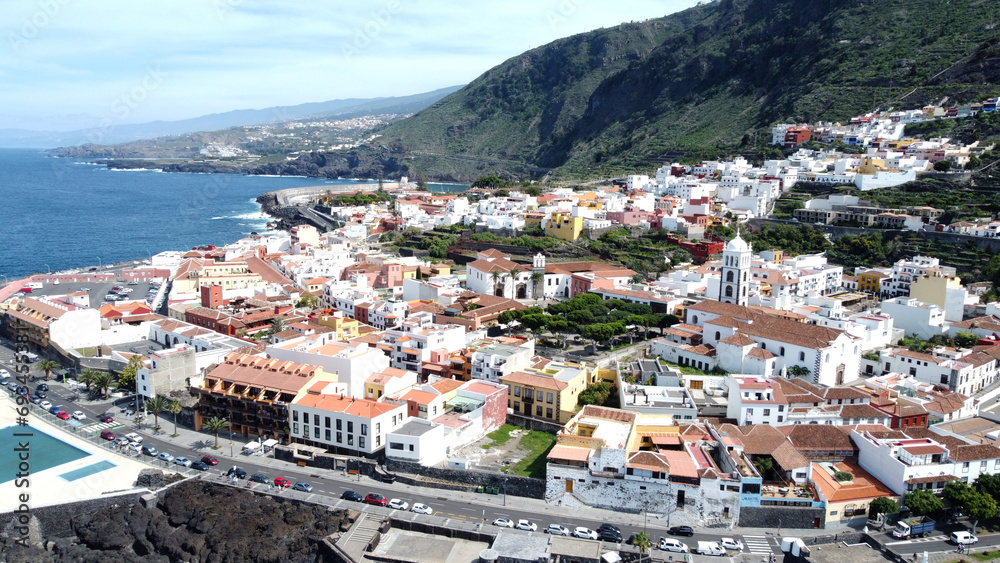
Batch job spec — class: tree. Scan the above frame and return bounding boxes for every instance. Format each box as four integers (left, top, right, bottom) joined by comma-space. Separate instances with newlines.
269, 317, 286, 336
633, 531, 652, 562
471, 174, 509, 190
117, 355, 143, 394
78, 368, 100, 392
944, 479, 974, 507
530, 271, 544, 299
578, 382, 614, 406
933, 160, 952, 172
869, 497, 898, 519
166, 399, 183, 436
954, 331, 980, 348
202, 416, 231, 449
36, 359, 61, 381
966, 490, 997, 532
490, 270, 503, 296
630, 273, 645, 284
93, 372, 115, 400
974, 473, 1000, 502
753, 456, 774, 477
903, 488, 943, 516
145, 395, 169, 430
417, 173, 428, 191
296, 294, 318, 309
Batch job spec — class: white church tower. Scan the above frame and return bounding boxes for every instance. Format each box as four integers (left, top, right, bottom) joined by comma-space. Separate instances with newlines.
532, 253, 546, 298
719, 231, 751, 306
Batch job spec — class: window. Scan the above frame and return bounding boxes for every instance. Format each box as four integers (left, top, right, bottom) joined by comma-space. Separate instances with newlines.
963, 461, 970, 473
536, 406, 543, 416
314, 427, 319, 439
715, 331, 721, 341
514, 386, 521, 397
940, 375, 948, 384
725, 286, 733, 297
514, 401, 520, 410
763, 409, 771, 416
747, 408, 754, 416
325, 416, 331, 428
547, 408, 553, 418
780, 347, 785, 356
537, 390, 543, 401
376, 423, 380, 434
293, 423, 299, 434
325, 429, 331, 441
336, 432, 342, 443
361, 424, 368, 436
981, 461, 988, 471
347, 421, 354, 433
336, 419, 342, 430
546, 393, 553, 403
359, 437, 365, 449
347, 435, 353, 446
409, 444, 414, 451
761, 343, 766, 350
293, 411, 299, 422
390, 442, 404, 450
777, 416, 783, 422
303, 425, 309, 436
313, 414, 319, 426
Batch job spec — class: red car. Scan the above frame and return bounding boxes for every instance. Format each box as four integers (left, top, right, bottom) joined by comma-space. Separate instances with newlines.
100, 431, 115, 440
201, 455, 219, 466
55, 411, 70, 420
19, 287, 32, 293
364, 493, 387, 506
98, 414, 114, 423
273, 477, 291, 488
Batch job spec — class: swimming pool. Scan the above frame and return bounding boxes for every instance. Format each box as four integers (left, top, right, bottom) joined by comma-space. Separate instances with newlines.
60, 460, 117, 481
0, 425, 90, 483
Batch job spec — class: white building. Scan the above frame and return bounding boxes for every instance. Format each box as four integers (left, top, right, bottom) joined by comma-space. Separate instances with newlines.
876, 346, 997, 397
289, 383, 408, 457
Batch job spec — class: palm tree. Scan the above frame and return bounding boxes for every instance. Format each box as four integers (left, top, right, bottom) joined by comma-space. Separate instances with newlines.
78, 368, 100, 392
36, 359, 60, 381
529, 271, 544, 299
507, 267, 521, 298
166, 399, 182, 436
145, 396, 169, 430
490, 270, 502, 296
93, 372, 115, 399
633, 531, 652, 562
269, 317, 286, 336
202, 416, 230, 449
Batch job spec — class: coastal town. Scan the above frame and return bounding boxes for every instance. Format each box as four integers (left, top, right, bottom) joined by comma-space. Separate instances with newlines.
6, 99, 1000, 563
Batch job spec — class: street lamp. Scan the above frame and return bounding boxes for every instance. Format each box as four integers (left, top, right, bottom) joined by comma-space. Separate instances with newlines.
228, 413, 234, 457
503, 476, 508, 506
45, 264, 50, 274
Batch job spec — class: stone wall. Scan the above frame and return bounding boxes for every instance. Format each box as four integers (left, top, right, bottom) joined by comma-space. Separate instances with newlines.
0, 492, 146, 542
385, 459, 546, 499
738, 505, 825, 529
504, 412, 565, 434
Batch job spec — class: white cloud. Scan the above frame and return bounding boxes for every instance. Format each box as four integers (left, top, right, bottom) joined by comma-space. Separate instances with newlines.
0, 0, 700, 129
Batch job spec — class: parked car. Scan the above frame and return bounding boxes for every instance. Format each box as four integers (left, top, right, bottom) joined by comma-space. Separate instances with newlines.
720, 538, 744, 552
174, 457, 192, 467
545, 524, 571, 536
34, 390, 46, 399
228, 467, 247, 479
100, 430, 115, 441
157, 452, 174, 462
516, 520, 538, 532
274, 477, 291, 488
114, 437, 131, 448
658, 538, 689, 553
140, 445, 158, 456
55, 411, 70, 420
410, 503, 432, 515
341, 490, 363, 502
573, 527, 599, 540
364, 493, 387, 506
190, 461, 210, 471
201, 455, 219, 466
292, 482, 313, 493
36, 383, 49, 392
72, 411, 87, 420
124, 432, 143, 443
599, 528, 623, 543
39, 400, 51, 410
597, 524, 621, 536
98, 414, 114, 423
493, 517, 514, 528
29, 395, 41, 404
388, 499, 409, 510
668, 526, 695, 537
48, 405, 63, 414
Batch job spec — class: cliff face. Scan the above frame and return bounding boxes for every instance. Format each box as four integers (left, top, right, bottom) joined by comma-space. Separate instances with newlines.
1, 481, 350, 563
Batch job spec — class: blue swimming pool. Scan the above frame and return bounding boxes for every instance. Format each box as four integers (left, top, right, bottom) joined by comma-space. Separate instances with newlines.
0, 425, 90, 483
60, 460, 117, 481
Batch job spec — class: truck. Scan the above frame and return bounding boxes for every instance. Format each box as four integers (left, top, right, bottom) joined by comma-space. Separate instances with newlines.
696, 541, 726, 556
892, 516, 936, 539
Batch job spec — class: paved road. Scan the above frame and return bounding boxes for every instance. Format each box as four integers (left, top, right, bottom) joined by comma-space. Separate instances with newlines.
7, 375, 783, 557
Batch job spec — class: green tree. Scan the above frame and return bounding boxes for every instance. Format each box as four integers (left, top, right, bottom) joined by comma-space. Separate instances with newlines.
903, 488, 943, 516
633, 531, 652, 562
974, 473, 1000, 502
491, 270, 503, 296
753, 456, 774, 477
933, 160, 952, 172
77, 368, 100, 392
202, 416, 231, 449
471, 174, 509, 189
145, 395, 169, 430
954, 331, 980, 348
869, 497, 898, 519
944, 479, 974, 506
578, 381, 614, 406
269, 317, 286, 337
166, 399, 183, 436
417, 173, 428, 191
93, 371, 115, 399
530, 271, 544, 299
296, 294, 318, 309
36, 359, 61, 381
966, 490, 998, 532
117, 355, 143, 393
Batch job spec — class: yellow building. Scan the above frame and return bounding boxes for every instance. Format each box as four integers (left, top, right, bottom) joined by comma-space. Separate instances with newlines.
172, 259, 265, 294
317, 311, 361, 341
500, 360, 600, 423
546, 212, 584, 241
305, 277, 329, 293
910, 273, 965, 312
524, 212, 546, 230
857, 271, 887, 294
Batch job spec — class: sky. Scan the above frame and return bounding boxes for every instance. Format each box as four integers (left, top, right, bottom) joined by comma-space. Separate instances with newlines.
0, 0, 702, 132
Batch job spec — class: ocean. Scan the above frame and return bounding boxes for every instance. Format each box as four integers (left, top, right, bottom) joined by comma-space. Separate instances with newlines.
0, 149, 466, 279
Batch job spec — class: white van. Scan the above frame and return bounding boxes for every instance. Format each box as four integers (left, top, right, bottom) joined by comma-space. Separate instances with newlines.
696, 541, 726, 556
951, 531, 978, 545
657, 538, 688, 553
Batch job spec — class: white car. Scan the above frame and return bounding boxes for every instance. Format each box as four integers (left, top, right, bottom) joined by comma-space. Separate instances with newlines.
573, 527, 599, 540
72, 411, 87, 420
173, 457, 192, 467
493, 517, 514, 528
0, 369, 9, 378
125, 432, 143, 443
410, 503, 432, 515
658, 538, 689, 553
720, 538, 743, 552
39, 400, 52, 410
388, 499, 409, 510
545, 524, 571, 536
515, 520, 537, 532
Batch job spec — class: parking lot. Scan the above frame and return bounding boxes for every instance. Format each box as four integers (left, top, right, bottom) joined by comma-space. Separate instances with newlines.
17, 277, 163, 311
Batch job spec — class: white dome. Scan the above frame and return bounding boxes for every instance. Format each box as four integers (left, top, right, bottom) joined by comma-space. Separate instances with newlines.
726, 232, 750, 253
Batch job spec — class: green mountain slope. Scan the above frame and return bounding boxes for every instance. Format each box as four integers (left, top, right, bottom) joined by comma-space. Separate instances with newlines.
379, 0, 1000, 179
